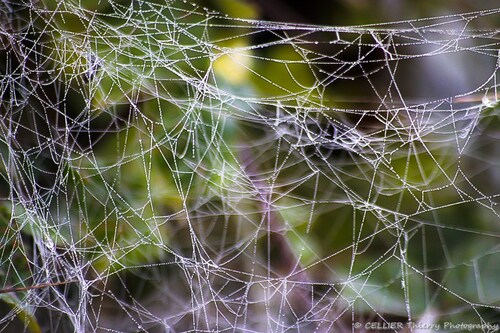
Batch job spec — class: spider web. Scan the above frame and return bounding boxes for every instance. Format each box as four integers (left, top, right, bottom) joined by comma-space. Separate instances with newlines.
0, 0, 499, 332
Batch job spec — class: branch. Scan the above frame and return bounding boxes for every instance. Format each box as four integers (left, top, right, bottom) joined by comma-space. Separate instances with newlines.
0, 280, 78, 294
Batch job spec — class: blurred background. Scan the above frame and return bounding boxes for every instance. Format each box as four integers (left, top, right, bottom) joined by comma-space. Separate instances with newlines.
238, 0, 500, 25
0, 0, 499, 332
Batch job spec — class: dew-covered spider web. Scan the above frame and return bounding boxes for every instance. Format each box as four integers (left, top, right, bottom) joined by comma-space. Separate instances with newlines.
1, 0, 500, 332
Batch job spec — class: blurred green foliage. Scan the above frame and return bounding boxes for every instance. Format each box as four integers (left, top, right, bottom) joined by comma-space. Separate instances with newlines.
1, 0, 499, 331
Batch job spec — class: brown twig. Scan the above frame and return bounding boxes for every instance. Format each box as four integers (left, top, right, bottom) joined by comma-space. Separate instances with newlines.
0, 280, 78, 294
